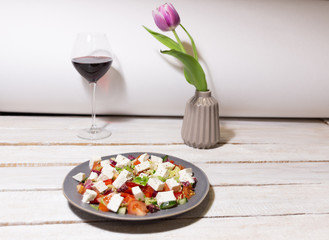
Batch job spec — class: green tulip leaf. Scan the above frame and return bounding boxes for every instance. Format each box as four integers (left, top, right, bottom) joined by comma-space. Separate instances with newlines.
143, 26, 181, 52
161, 49, 208, 91
184, 68, 193, 85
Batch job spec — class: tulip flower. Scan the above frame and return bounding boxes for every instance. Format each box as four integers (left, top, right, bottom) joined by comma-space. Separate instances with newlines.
144, 3, 208, 92
152, 3, 180, 32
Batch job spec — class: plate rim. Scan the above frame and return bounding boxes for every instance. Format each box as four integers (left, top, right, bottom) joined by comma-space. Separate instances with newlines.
63, 152, 210, 221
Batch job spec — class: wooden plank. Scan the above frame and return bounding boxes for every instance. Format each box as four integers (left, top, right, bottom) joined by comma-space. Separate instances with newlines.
1, 215, 329, 240
1, 116, 329, 144
1, 144, 329, 166
0, 184, 328, 225
1, 163, 329, 190
220, 118, 329, 144
0, 116, 182, 144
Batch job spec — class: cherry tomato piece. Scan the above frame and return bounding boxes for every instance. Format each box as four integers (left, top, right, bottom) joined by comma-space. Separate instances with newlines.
103, 179, 113, 185
99, 202, 109, 212
163, 183, 170, 192
127, 200, 148, 216
183, 185, 194, 199
76, 184, 86, 194
133, 160, 141, 165
142, 185, 155, 198
174, 191, 183, 199
120, 193, 135, 204
92, 162, 102, 172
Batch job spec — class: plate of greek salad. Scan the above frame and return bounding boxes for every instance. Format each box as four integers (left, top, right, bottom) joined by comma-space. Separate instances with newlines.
63, 152, 209, 220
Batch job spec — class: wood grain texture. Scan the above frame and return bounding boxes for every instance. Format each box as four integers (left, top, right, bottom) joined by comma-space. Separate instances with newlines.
1, 184, 329, 225
1, 144, 329, 166
1, 116, 329, 144
1, 215, 329, 240
1, 115, 329, 239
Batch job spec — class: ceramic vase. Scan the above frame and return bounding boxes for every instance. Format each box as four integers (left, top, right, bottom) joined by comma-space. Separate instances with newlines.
181, 90, 220, 149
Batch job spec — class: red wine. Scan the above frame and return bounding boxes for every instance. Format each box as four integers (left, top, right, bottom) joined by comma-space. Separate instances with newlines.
72, 56, 113, 83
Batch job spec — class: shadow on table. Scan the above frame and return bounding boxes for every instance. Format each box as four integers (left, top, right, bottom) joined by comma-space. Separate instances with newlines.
68, 186, 215, 233
218, 124, 235, 146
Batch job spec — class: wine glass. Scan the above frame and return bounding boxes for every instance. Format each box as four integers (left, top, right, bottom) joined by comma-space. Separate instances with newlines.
71, 33, 113, 140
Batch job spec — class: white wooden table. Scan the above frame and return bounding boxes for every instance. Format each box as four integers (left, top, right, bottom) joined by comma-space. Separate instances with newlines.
1, 115, 329, 239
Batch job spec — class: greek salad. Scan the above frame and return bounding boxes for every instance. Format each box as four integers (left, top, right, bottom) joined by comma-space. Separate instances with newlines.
72, 153, 197, 216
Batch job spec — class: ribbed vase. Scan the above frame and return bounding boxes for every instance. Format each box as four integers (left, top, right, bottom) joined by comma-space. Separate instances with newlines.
181, 90, 220, 149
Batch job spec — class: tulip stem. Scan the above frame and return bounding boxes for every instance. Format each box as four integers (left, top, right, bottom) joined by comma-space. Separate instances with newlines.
172, 29, 186, 54
180, 24, 198, 61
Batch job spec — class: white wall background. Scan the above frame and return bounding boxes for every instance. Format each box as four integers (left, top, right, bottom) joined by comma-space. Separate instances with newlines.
0, 0, 328, 117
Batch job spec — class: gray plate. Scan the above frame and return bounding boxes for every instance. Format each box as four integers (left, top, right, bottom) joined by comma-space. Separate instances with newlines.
63, 152, 210, 221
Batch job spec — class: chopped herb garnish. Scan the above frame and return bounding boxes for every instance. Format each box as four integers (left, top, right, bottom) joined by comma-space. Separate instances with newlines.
132, 176, 149, 186
169, 166, 181, 178
145, 197, 157, 206
157, 176, 166, 182
162, 155, 168, 162
81, 176, 88, 183
124, 166, 134, 172
90, 204, 99, 210
99, 197, 106, 206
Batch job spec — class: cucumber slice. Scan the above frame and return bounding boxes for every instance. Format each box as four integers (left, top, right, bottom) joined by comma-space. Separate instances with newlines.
178, 197, 188, 205
117, 207, 127, 215
160, 200, 177, 210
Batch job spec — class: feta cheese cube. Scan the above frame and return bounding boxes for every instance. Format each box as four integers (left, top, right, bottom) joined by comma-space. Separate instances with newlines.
82, 189, 97, 203
179, 168, 195, 184
89, 156, 101, 169
138, 172, 149, 178
135, 161, 151, 173
162, 162, 175, 170
156, 190, 176, 206
97, 173, 109, 181
93, 181, 108, 193
112, 169, 130, 189
165, 178, 181, 192
138, 153, 150, 162
101, 165, 116, 179
151, 155, 163, 164
88, 172, 99, 181
150, 155, 163, 170
107, 194, 124, 212
72, 172, 86, 182
132, 186, 145, 201
115, 154, 131, 168
100, 159, 111, 168
154, 165, 169, 178
179, 168, 193, 175
148, 177, 165, 191
179, 174, 195, 184
119, 169, 133, 180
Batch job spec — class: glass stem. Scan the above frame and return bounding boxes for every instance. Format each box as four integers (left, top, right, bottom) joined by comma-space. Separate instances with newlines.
90, 82, 97, 131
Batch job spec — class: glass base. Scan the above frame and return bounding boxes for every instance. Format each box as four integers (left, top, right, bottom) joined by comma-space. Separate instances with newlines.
77, 127, 111, 140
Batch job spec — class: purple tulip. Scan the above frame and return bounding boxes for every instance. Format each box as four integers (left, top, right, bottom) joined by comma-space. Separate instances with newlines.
152, 3, 180, 31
